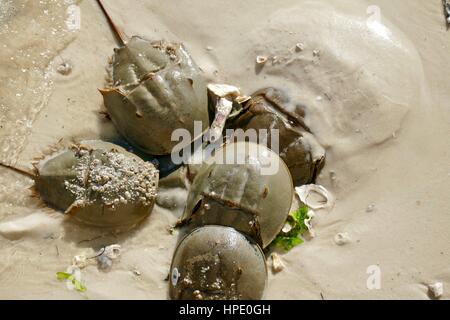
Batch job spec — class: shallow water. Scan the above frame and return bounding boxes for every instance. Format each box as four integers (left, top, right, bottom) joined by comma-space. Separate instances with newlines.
0, 0, 81, 164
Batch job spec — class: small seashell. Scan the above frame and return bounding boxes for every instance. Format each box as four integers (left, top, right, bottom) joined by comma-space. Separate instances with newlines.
295, 43, 304, 52
282, 222, 292, 233
428, 282, 444, 299
256, 55, 268, 65
103, 244, 121, 260
270, 253, 285, 273
132, 268, 141, 276
57, 62, 72, 75
295, 184, 335, 210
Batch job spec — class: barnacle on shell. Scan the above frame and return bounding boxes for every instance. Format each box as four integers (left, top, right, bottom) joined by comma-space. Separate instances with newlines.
5, 140, 159, 228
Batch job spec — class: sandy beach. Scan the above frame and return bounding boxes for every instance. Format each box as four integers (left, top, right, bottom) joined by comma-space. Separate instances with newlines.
0, 0, 449, 299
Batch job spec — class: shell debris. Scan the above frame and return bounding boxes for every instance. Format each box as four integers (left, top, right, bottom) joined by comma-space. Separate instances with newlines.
56, 62, 72, 75
97, 244, 121, 271
256, 55, 268, 65
428, 282, 444, 299
270, 253, 285, 273
207, 84, 249, 142
304, 209, 316, 238
295, 184, 335, 210
295, 43, 304, 52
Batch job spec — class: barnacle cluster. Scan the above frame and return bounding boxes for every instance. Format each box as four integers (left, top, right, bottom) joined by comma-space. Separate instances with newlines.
33, 140, 159, 228
64, 144, 157, 209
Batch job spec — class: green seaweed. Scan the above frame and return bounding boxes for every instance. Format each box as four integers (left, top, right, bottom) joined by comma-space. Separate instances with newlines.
56, 272, 87, 293
272, 205, 309, 251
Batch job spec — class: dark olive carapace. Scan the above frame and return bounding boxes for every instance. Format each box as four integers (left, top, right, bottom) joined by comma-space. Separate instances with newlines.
233, 88, 325, 186
21, 140, 158, 228
182, 142, 293, 248
169, 226, 267, 300
100, 36, 209, 156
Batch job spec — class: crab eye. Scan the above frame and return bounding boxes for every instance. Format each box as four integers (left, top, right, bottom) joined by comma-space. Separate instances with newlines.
171, 267, 180, 286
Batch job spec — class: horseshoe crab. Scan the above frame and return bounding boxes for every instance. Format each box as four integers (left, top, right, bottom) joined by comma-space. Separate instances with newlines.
233, 88, 325, 186
96, 0, 209, 155
169, 225, 267, 300
181, 141, 293, 248
0, 140, 159, 228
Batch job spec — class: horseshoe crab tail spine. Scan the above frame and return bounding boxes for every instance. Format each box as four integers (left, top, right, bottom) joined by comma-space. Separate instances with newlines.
0, 163, 36, 179
96, 0, 127, 46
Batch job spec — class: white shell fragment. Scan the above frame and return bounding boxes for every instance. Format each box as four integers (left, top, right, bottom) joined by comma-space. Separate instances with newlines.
282, 222, 292, 233
96, 244, 121, 271
295, 42, 304, 52
132, 268, 141, 276
207, 84, 241, 99
304, 209, 316, 238
428, 282, 444, 299
207, 84, 249, 142
256, 55, 268, 64
295, 184, 335, 210
103, 244, 121, 260
56, 62, 72, 75
270, 253, 285, 273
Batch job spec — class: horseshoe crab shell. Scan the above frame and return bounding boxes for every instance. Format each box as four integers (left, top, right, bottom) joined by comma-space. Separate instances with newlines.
100, 36, 209, 155
34, 140, 159, 228
182, 141, 293, 248
233, 88, 325, 186
169, 226, 267, 300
